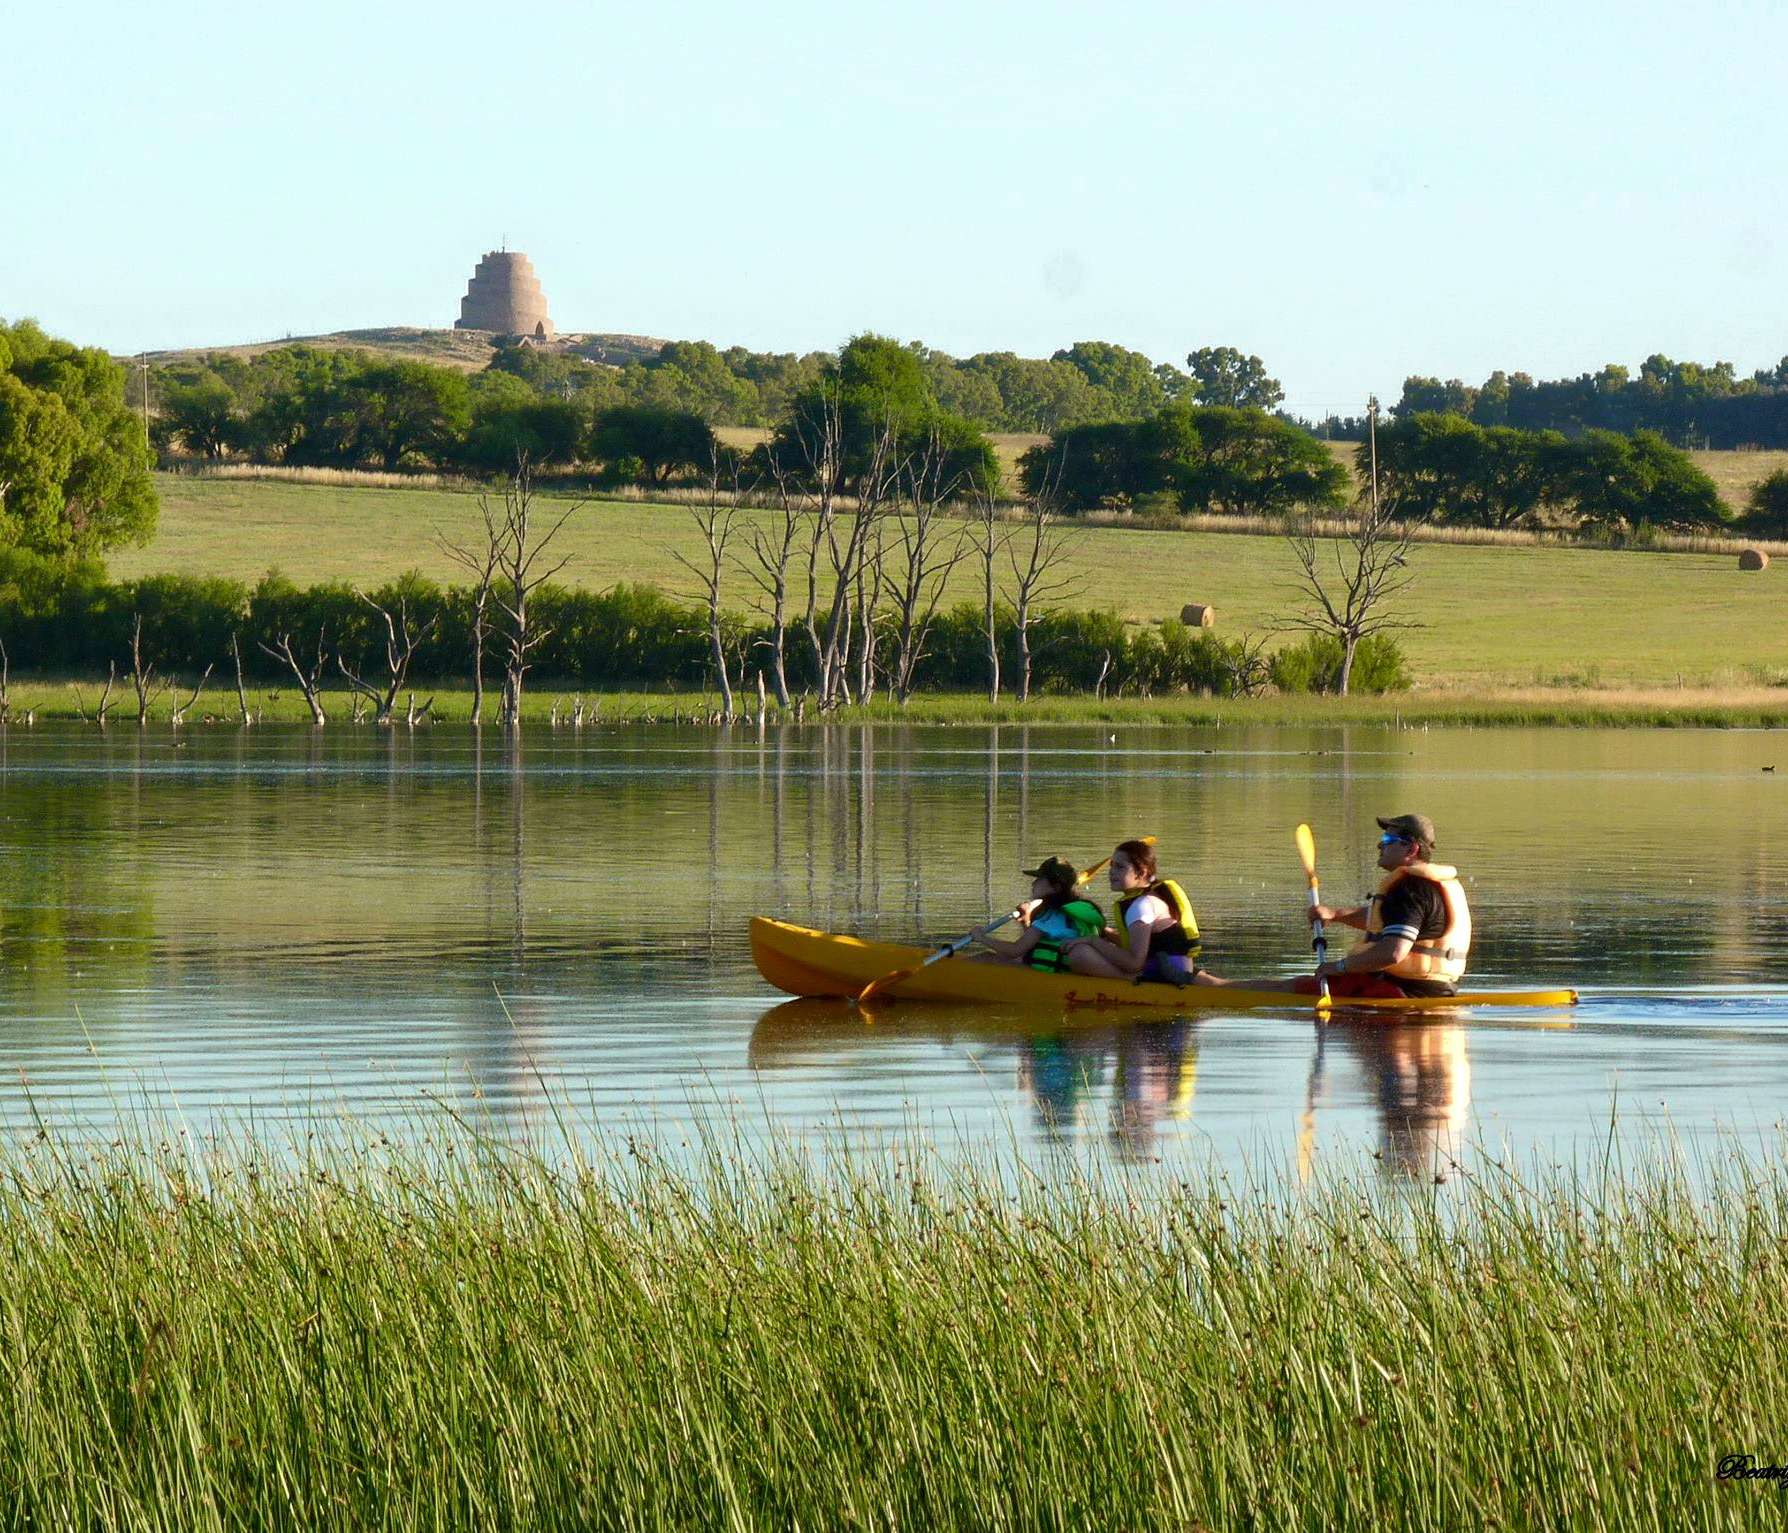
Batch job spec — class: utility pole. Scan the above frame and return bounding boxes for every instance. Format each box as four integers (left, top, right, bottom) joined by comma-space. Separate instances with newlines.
1367, 395, 1381, 513
138, 354, 150, 438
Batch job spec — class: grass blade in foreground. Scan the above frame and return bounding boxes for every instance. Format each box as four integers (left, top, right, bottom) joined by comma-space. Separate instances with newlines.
0, 1125, 1779, 1528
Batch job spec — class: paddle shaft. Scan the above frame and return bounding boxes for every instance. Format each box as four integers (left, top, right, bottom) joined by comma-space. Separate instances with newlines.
1295, 824, 1331, 1008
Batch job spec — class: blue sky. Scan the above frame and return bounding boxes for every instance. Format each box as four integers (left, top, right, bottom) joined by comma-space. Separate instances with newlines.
5, 0, 1783, 417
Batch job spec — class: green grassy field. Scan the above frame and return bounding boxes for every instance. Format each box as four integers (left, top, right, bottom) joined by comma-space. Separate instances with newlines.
111, 474, 1788, 689
3, 1123, 1784, 1528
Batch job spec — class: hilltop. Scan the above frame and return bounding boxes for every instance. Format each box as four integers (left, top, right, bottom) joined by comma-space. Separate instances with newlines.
133, 326, 673, 373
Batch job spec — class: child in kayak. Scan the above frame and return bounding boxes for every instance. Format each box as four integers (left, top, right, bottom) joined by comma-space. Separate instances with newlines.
969, 857, 1107, 972
1059, 839, 1216, 987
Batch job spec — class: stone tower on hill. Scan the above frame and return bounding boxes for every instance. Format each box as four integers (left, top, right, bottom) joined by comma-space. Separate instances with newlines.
455, 250, 554, 338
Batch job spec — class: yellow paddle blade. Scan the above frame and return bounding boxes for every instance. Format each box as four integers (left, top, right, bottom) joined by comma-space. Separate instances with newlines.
1076, 834, 1157, 887
856, 967, 916, 1004
1294, 823, 1319, 883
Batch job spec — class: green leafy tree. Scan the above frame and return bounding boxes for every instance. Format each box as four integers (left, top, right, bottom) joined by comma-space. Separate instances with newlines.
1559, 430, 1727, 531
589, 406, 716, 486
1054, 341, 1170, 417
1018, 422, 1155, 509
0, 319, 156, 556
641, 341, 759, 424
343, 362, 471, 470
460, 398, 586, 474
1147, 405, 1347, 515
963, 354, 1103, 433
1185, 347, 1284, 410
487, 343, 607, 399
1743, 469, 1788, 537
158, 373, 240, 459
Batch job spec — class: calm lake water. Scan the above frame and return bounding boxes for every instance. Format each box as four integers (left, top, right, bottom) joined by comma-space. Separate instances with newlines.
0, 721, 1783, 1183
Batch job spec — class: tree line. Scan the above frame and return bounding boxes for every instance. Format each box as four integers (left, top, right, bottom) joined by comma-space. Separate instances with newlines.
1017, 404, 1760, 533
1392, 354, 1788, 450
148, 337, 1288, 460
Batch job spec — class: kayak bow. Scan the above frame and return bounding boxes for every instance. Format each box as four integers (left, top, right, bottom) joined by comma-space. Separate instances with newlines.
750, 918, 1579, 1014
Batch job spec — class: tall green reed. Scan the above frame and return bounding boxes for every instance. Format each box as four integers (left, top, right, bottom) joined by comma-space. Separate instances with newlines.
0, 1120, 1782, 1529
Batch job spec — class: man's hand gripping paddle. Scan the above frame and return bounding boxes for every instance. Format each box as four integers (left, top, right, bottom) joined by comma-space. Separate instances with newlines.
1295, 823, 1332, 1016
855, 837, 1156, 1006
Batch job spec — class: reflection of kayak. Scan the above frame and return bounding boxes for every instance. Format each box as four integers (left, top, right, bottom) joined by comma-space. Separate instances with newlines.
750, 918, 1580, 1014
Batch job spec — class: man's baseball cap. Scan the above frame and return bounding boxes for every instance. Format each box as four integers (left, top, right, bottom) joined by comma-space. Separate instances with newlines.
1021, 856, 1079, 888
1376, 813, 1437, 850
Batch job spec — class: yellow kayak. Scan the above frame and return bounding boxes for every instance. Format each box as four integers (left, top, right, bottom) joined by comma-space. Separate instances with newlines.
750, 918, 1581, 1014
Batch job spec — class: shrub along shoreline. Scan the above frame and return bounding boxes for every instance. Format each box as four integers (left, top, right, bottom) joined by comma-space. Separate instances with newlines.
0, 681, 1782, 729
1, 1125, 1783, 1527
0, 546, 1405, 703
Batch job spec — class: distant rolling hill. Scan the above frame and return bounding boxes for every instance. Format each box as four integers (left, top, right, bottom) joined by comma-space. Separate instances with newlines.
135, 326, 672, 372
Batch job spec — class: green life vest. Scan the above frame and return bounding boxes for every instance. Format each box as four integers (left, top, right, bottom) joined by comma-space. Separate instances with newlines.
1028, 898, 1106, 973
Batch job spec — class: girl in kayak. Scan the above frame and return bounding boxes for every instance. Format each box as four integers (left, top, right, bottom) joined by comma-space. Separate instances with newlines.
1060, 839, 1217, 987
969, 856, 1107, 972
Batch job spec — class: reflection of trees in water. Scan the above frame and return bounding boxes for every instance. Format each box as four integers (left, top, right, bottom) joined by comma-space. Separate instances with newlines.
0, 739, 156, 1010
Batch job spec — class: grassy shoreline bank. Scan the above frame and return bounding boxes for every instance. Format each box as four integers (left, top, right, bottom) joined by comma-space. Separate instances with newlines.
116, 474, 1788, 690
3, 1126, 1781, 1528
2, 679, 1785, 729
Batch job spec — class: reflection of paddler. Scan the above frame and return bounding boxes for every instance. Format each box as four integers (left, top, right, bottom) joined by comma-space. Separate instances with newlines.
1017, 1030, 1108, 1137
1347, 1022, 1472, 1181
1109, 1020, 1197, 1160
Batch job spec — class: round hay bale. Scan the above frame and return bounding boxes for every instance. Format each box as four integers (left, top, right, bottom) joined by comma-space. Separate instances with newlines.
1739, 548, 1769, 571
1180, 603, 1216, 628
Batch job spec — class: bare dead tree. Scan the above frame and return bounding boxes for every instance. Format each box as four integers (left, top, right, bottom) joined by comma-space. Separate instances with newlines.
259, 630, 329, 724
782, 387, 901, 710
407, 693, 434, 727
671, 449, 744, 723
1285, 398, 1419, 696
465, 463, 581, 728
168, 665, 213, 726
744, 464, 806, 707
129, 615, 173, 726
884, 431, 970, 704
0, 635, 10, 723
851, 515, 889, 704
337, 588, 442, 725
71, 663, 118, 725
967, 481, 1014, 703
229, 633, 253, 724
1006, 480, 1086, 703
438, 501, 503, 728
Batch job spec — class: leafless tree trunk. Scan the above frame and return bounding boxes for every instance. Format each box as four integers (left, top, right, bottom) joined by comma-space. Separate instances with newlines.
885, 431, 969, 704
672, 449, 743, 723
784, 387, 899, 710
129, 615, 171, 726
337, 588, 442, 725
73, 664, 118, 725
745, 471, 804, 707
439, 509, 501, 728
1006, 484, 1084, 703
259, 630, 329, 724
968, 484, 1010, 703
450, 463, 580, 729
169, 666, 212, 726
229, 633, 253, 724
1285, 398, 1419, 696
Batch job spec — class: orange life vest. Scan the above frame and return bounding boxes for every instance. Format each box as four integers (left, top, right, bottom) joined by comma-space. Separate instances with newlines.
1359, 862, 1471, 982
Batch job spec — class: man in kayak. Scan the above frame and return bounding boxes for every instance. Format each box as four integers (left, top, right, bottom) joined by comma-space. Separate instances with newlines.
1299, 813, 1472, 999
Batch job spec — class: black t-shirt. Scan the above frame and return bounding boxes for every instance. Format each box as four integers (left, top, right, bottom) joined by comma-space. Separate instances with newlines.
1375, 880, 1455, 997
